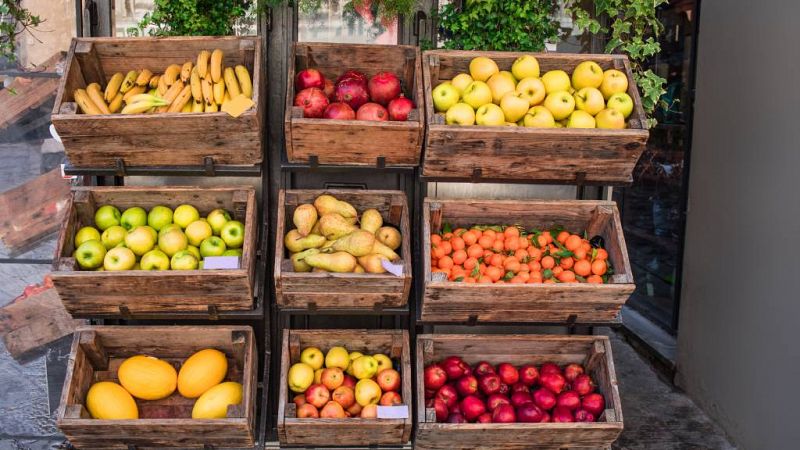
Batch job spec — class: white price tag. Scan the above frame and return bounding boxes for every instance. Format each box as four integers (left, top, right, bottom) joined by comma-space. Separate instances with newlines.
376, 405, 409, 419
381, 260, 404, 277
202, 256, 240, 269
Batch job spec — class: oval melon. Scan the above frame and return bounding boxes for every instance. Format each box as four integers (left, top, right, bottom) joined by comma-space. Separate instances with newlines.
118, 355, 177, 400
85, 381, 138, 420
178, 348, 228, 398
191, 381, 243, 419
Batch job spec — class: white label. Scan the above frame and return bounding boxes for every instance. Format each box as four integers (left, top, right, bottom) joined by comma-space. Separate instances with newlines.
381, 260, 404, 277
202, 256, 240, 269
376, 405, 409, 419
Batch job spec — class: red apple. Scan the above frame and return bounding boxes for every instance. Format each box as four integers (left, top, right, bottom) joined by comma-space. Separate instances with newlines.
346, 402, 362, 417
387, 95, 414, 121
511, 382, 529, 395
582, 393, 605, 416
376, 368, 401, 392
460, 395, 486, 422
323, 78, 335, 101
476, 412, 493, 423
296, 68, 325, 90
572, 374, 596, 396
334, 78, 369, 110
556, 390, 581, 411
552, 406, 574, 423
491, 404, 516, 423
336, 69, 368, 86
296, 403, 319, 418
574, 408, 596, 422
342, 374, 357, 390
533, 388, 556, 411
294, 87, 329, 118
320, 367, 344, 391
540, 362, 562, 376
474, 361, 496, 377
486, 393, 511, 412
539, 372, 566, 394
442, 356, 469, 380
497, 363, 519, 385
541, 412, 551, 423
361, 404, 378, 418
564, 363, 585, 382
380, 391, 403, 406
516, 403, 544, 423
332, 385, 355, 409
323, 102, 355, 120
433, 398, 449, 422
449, 402, 461, 416
293, 393, 306, 407
478, 374, 501, 395
425, 388, 437, 399
446, 413, 466, 423
510, 391, 533, 408
456, 375, 478, 397
320, 400, 346, 418
368, 71, 401, 105
498, 382, 510, 396
435, 384, 458, 409
304, 384, 330, 409
519, 364, 539, 386
424, 364, 448, 390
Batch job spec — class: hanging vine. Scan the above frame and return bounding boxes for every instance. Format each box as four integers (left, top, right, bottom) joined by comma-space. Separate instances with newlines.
0, 0, 44, 62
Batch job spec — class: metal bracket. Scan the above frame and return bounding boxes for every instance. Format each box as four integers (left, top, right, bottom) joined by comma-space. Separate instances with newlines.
574, 171, 587, 199
118, 305, 131, 319
467, 315, 478, 326
567, 314, 578, 334
471, 167, 483, 182
376, 156, 386, 169
207, 305, 220, 320
308, 155, 319, 168
307, 302, 318, 312
114, 158, 127, 176
203, 156, 216, 176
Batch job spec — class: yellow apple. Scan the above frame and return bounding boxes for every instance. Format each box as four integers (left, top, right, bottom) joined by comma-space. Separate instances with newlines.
325, 346, 350, 370
346, 351, 364, 377
523, 106, 556, 128
354, 379, 382, 406
567, 110, 596, 128
350, 355, 378, 380
140, 249, 170, 270
75, 226, 101, 247
445, 103, 475, 125
461, 81, 492, 109
512, 55, 540, 80
606, 92, 634, 118
505, 122, 518, 126
103, 247, 136, 271
185, 220, 213, 247
101, 225, 127, 250
158, 228, 188, 257
499, 92, 529, 123
432, 82, 460, 112
170, 250, 198, 270
573, 87, 605, 116
373, 354, 392, 373
451, 73, 473, 94
486, 72, 516, 104
600, 69, 629, 99
173, 204, 200, 229
475, 103, 505, 126
288, 362, 314, 393
515, 77, 546, 106
543, 91, 575, 120
469, 56, 499, 82
541, 70, 571, 94
300, 347, 324, 370
571, 60, 604, 89
595, 108, 626, 129
124, 226, 156, 256
186, 245, 201, 260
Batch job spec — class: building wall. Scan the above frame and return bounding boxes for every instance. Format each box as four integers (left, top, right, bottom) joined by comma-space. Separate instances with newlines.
18, 0, 76, 67
676, 1, 800, 448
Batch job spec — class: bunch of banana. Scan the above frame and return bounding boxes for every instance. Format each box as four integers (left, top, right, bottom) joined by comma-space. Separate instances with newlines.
72, 48, 253, 116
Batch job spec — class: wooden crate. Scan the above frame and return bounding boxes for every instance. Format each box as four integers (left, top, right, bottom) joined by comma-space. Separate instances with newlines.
421, 198, 634, 323
57, 325, 258, 449
51, 36, 263, 168
415, 334, 623, 450
274, 189, 412, 309
422, 50, 649, 183
284, 42, 424, 166
51, 186, 258, 316
278, 329, 412, 446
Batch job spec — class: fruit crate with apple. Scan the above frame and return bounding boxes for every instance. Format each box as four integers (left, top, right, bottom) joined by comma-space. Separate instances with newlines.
420, 198, 634, 324
51, 186, 258, 317
57, 325, 258, 448
277, 329, 412, 446
284, 42, 424, 166
421, 50, 649, 184
274, 189, 412, 310
51, 36, 263, 169
415, 334, 623, 450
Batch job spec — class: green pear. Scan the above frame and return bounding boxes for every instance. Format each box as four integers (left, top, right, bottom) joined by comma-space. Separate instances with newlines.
301, 251, 357, 273
314, 195, 357, 218
284, 229, 326, 253
291, 248, 319, 272
293, 204, 318, 236
319, 214, 357, 240
329, 230, 376, 257
360, 209, 383, 234
357, 254, 388, 274
371, 240, 400, 262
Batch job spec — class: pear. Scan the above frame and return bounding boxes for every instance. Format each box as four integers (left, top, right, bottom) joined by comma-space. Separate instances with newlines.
376, 226, 402, 250
360, 209, 383, 233
312, 267, 327, 272
372, 240, 400, 262
353, 264, 366, 273
329, 230, 376, 257
291, 248, 319, 272
321, 239, 335, 249
319, 213, 357, 240
314, 194, 357, 218
310, 220, 322, 235
358, 254, 389, 274
293, 204, 318, 236
284, 229, 326, 253
302, 251, 357, 273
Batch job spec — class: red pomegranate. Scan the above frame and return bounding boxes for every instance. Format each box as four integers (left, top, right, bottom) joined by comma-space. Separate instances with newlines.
356, 103, 388, 121
323, 78, 336, 101
294, 87, 328, 118
368, 71, 401, 105
334, 78, 369, 110
295, 68, 325, 90
323, 102, 355, 120
336, 69, 368, 87
387, 95, 414, 121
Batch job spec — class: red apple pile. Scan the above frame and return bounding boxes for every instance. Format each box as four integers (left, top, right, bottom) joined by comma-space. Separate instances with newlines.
424, 357, 605, 424
294, 68, 414, 121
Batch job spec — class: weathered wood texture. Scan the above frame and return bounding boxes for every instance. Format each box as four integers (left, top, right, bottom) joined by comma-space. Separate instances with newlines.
421, 50, 649, 183
415, 334, 623, 450
274, 189, 412, 309
51, 186, 258, 316
284, 42, 423, 166
278, 329, 412, 446
421, 198, 634, 323
0, 52, 63, 130
57, 325, 258, 449
51, 37, 263, 167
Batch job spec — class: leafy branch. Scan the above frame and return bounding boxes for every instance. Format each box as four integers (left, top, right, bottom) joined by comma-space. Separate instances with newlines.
0, 0, 44, 62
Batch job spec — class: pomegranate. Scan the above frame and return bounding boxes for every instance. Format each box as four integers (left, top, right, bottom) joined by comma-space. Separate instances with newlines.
476, 412, 493, 423
387, 95, 414, 121
519, 364, 539, 386
433, 398, 449, 422
336, 69, 368, 86
478, 374, 501, 395
564, 363, 585, 382
456, 375, 479, 397
497, 363, 520, 385
572, 374, 596, 396
323, 102, 355, 120
517, 403, 545, 423
556, 391, 581, 411
474, 361, 496, 377
533, 388, 556, 411
581, 393, 605, 416
322, 78, 335, 101
510, 391, 533, 408
574, 408, 596, 423
446, 413, 466, 423
435, 385, 458, 409
334, 78, 369, 110
368, 71, 401, 105
540, 362, 562, 376
295, 68, 325, 90
491, 404, 517, 423
357, 102, 389, 121
552, 406, 575, 423
539, 372, 566, 394
294, 87, 328, 118
460, 395, 486, 421
424, 364, 448, 390
511, 383, 529, 394
486, 393, 511, 412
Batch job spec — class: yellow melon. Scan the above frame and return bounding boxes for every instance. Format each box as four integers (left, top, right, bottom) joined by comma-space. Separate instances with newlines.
178, 348, 228, 398
118, 355, 177, 400
191, 381, 243, 419
85, 381, 138, 420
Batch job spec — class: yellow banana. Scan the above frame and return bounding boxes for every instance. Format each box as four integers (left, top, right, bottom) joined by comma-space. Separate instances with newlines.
196, 50, 211, 78
164, 64, 181, 86
121, 101, 156, 114
168, 85, 192, 113
205, 102, 218, 112
210, 49, 223, 83
191, 98, 204, 113
74, 89, 103, 115
108, 92, 124, 113
157, 75, 169, 96
122, 85, 146, 103
125, 93, 168, 106
213, 80, 225, 105
104, 72, 124, 102
135, 69, 153, 86
180, 61, 193, 83
223, 67, 241, 98
181, 101, 193, 113
149, 74, 161, 88
121, 94, 169, 114
86, 83, 111, 114
157, 79, 184, 112
120, 70, 138, 94
190, 68, 203, 102
234, 65, 252, 99
201, 77, 215, 107
147, 88, 157, 96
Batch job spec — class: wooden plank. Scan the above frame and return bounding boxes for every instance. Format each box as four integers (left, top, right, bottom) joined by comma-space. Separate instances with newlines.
0, 52, 64, 130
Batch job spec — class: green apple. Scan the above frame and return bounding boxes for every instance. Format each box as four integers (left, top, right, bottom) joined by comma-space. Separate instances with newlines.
158, 223, 182, 238
158, 228, 188, 257
75, 226, 101, 247
101, 225, 127, 250
445, 103, 476, 126
431, 82, 460, 113
186, 245, 201, 260
206, 209, 231, 236
571, 60, 604, 90
198, 261, 204, 270
511, 55, 540, 80
200, 236, 227, 258
94, 205, 121, 231
223, 248, 243, 257
124, 226, 156, 256
185, 220, 213, 247
573, 87, 605, 116
468, 56, 499, 82
147, 205, 173, 231
543, 91, 575, 120
595, 108, 626, 129
74, 239, 106, 270
515, 77, 546, 106
541, 70, 571, 94
567, 110, 596, 128
103, 246, 136, 271
606, 92, 634, 118
120, 207, 147, 232
523, 106, 556, 128
475, 103, 505, 126
600, 69, 629, 99
173, 204, 200, 229
220, 220, 245, 249
170, 250, 198, 270
486, 72, 516, 105
140, 249, 170, 270
450, 73, 473, 95
499, 92, 530, 123
461, 81, 492, 110
142, 225, 157, 242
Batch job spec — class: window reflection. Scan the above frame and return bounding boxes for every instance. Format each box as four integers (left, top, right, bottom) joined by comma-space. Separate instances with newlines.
298, 0, 397, 44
